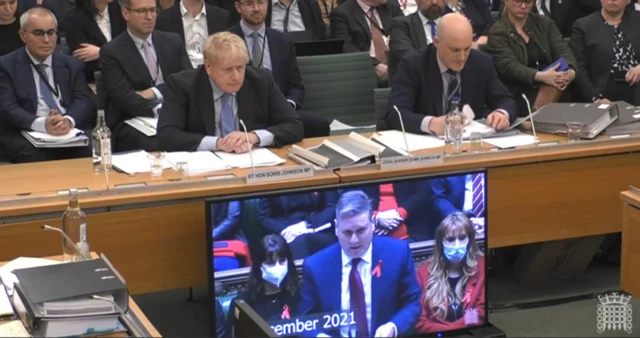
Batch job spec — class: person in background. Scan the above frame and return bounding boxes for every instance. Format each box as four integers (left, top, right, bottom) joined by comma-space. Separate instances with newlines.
157, 0, 176, 9
61, 0, 127, 84
0, 0, 24, 56
569, 0, 640, 105
486, 0, 576, 116
0, 7, 96, 163
445, 0, 492, 48
258, 191, 339, 260
226, 234, 301, 336
265, 0, 327, 41
213, 201, 251, 272
415, 212, 485, 333
429, 173, 486, 234
156, 0, 232, 68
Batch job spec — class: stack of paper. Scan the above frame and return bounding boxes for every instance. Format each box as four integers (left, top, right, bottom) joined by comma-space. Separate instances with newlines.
0, 257, 62, 297
215, 148, 286, 168
165, 151, 230, 175
125, 117, 158, 137
21, 129, 88, 148
329, 119, 376, 135
373, 130, 445, 152
111, 150, 172, 174
483, 134, 537, 149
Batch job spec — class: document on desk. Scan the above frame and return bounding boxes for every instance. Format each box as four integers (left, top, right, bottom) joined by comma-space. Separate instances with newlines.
125, 117, 158, 137
483, 134, 537, 149
330, 119, 376, 132
215, 148, 286, 168
164, 151, 230, 175
21, 128, 89, 148
111, 150, 172, 174
0, 285, 12, 318
373, 130, 445, 152
0, 257, 61, 296
0, 320, 29, 337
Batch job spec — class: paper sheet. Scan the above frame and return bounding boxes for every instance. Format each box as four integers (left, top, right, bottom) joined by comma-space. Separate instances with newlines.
374, 130, 445, 152
111, 150, 172, 174
0, 257, 61, 296
215, 148, 286, 168
483, 134, 537, 149
0, 320, 29, 337
0, 286, 12, 317
164, 151, 230, 174
330, 119, 376, 131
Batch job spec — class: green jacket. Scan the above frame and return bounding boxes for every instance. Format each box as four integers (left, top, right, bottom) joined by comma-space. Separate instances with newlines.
486, 12, 577, 95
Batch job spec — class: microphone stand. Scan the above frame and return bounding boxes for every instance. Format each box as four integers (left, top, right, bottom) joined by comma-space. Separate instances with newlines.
41, 225, 90, 260
392, 105, 412, 157
521, 94, 538, 145
239, 119, 256, 171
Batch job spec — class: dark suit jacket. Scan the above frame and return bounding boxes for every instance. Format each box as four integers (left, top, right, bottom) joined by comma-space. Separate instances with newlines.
257, 191, 338, 234
459, 0, 493, 39
212, 201, 242, 240
175, 0, 241, 23
157, 66, 304, 151
228, 24, 305, 108
19, 0, 74, 21
569, 9, 640, 103
330, 0, 403, 65
386, 44, 517, 134
0, 49, 96, 134
156, 3, 232, 42
60, 2, 127, 83
429, 176, 466, 227
99, 31, 191, 131
388, 8, 452, 80
266, 0, 328, 40
299, 236, 421, 336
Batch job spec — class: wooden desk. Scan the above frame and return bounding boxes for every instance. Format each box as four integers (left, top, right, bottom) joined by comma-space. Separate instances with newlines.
0, 253, 161, 337
620, 189, 640, 298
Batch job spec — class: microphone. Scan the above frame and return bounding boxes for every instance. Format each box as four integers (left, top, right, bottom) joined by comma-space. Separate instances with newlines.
521, 94, 538, 144
94, 71, 110, 190
41, 224, 90, 261
90, 295, 146, 337
393, 105, 412, 156
239, 119, 256, 171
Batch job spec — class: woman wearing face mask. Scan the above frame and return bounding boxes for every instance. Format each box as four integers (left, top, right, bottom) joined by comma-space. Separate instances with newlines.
414, 212, 485, 333
225, 234, 300, 337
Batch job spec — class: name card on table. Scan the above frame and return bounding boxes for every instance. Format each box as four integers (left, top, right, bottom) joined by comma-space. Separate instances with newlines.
246, 165, 314, 184
380, 153, 443, 170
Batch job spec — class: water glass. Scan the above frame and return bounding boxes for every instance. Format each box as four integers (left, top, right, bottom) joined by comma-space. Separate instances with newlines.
566, 122, 584, 143
469, 132, 483, 153
176, 161, 189, 177
147, 152, 165, 177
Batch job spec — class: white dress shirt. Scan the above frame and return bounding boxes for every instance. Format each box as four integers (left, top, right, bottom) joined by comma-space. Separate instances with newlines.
356, 0, 388, 59
535, 0, 550, 15
271, 0, 306, 32
400, 0, 417, 15
463, 174, 474, 213
417, 11, 440, 45
635, 2, 640, 11
181, 1, 208, 68
26, 48, 74, 133
127, 31, 164, 116
340, 245, 373, 338
95, 6, 112, 42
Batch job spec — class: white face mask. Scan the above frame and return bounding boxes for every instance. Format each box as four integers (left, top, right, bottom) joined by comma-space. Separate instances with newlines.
261, 261, 289, 287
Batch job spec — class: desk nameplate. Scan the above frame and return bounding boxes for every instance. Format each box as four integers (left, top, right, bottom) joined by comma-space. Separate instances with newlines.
246, 165, 314, 184
380, 153, 443, 170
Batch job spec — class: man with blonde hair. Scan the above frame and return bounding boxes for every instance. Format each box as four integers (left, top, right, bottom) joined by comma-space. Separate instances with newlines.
157, 32, 303, 153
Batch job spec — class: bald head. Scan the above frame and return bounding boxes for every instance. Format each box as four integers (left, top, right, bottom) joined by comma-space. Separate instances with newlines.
434, 13, 473, 72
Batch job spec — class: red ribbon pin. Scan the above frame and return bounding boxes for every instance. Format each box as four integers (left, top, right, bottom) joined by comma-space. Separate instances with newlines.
281, 305, 290, 319
461, 291, 471, 304
371, 260, 382, 278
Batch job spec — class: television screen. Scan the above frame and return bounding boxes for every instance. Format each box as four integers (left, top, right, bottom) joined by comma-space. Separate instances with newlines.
208, 171, 488, 338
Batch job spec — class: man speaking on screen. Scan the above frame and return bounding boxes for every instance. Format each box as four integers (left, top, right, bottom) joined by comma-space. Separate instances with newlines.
299, 190, 421, 337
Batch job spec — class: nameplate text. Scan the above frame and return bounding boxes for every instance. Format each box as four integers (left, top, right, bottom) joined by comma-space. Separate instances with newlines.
380, 153, 443, 170
246, 165, 314, 184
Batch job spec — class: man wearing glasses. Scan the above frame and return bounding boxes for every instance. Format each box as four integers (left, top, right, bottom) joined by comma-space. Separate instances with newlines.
99, 0, 191, 152
0, 7, 96, 163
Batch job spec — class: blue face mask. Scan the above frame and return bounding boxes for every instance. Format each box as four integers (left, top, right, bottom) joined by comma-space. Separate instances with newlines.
443, 243, 467, 263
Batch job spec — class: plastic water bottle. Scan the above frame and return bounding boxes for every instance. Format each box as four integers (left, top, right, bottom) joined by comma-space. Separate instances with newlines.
445, 100, 463, 154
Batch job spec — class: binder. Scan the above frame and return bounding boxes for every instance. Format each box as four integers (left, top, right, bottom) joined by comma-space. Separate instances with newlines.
531, 103, 619, 139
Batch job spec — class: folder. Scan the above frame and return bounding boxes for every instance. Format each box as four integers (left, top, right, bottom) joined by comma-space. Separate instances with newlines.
531, 103, 619, 139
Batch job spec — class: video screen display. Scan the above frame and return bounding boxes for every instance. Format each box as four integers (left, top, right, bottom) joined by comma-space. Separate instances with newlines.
210, 171, 487, 337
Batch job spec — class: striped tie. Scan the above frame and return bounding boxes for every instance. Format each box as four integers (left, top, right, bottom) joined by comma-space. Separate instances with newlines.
471, 174, 484, 218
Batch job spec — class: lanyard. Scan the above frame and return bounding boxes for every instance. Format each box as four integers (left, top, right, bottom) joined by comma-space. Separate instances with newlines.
29, 60, 66, 108
282, 0, 298, 32
362, 7, 388, 36
320, 0, 335, 18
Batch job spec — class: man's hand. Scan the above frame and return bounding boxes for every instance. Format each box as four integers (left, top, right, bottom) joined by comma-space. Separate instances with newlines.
72, 43, 100, 62
217, 131, 259, 153
626, 65, 640, 85
427, 115, 447, 135
45, 110, 71, 135
487, 112, 509, 130
376, 209, 403, 230
280, 221, 309, 243
136, 88, 158, 101
374, 63, 388, 81
596, 98, 612, 105
374, 322, 397, 338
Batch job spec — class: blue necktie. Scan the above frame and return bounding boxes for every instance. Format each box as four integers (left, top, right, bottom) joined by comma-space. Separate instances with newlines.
36, 64, 62, 112
446, 69, 460, 112
219, 93, 236, 137
428, 21, 437, 40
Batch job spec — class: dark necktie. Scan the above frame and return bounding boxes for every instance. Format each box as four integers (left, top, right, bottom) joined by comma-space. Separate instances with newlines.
251, 31, 263, 67
446, 69, 460, 111
540, 0, 551, 16
349, 258, 368, 337
471, 173, 485, 217
35, 64, 62, 112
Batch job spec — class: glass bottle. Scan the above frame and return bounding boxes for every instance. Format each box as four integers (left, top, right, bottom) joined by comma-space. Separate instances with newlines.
92, 109, 112, 172
61, 189, 90, 262
445, 99, 463, 154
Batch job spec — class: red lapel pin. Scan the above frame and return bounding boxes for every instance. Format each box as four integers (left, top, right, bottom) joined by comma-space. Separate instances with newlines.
281, 305, 290, 319
371, 259, 382, 278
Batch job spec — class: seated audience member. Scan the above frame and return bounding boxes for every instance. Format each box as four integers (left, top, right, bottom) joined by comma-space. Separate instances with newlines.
569, 0, 640, 105
0, 0, 24, 56
266, 0, 327, 40
213, 201, 251, 272
486, 0, 577, 115
445, 0, 492, 48
388, 0, 451, 80
61, 0, 126, 84
0, 7, 96, 163
415, 212, 485, 333
157, 0, 176, 9
330, 0, 403, 85
100, 0, 191, 152
258, 191, 338, 260
226, 234, 301, 336
299, 190, 422, 338
215, 299, 226, 338
387, 13, 516, 136
429, 173, 486, 233
156, 0, 231, 68
346, 181, 433, 241
229, 0, 330, 137
317, 0, 337, 24
157, 32, 303, 152
19, 0, 75, 22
